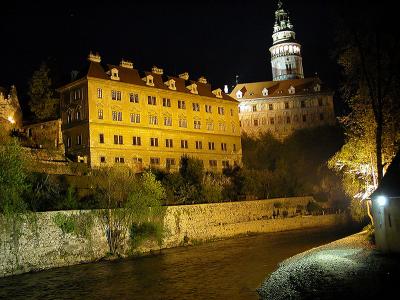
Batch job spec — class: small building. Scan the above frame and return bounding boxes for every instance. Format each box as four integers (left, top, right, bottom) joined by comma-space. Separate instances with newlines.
22, 119, 63, 149
371, 152, 400, 253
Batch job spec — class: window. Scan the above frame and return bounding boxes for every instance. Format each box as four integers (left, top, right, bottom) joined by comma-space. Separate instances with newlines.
233, 144, 237, 152
99, 133, 104, 144
132, 136, 141, 146
149, 115, 158, 125
97, 88, 103, 99
301, 100, 306, 108
192, 103, 200, 111
130, 113, 140, 123
98, 109, 103, 120
67, 137, 71, 148
76, 111, 81, 121
133, 157, 143, 164
219, 123, 226, 131
148, 96, 156, 105
114, 135, 123, 144
319, 113, 324, 121
164, 116, 172, 126
179, 118, 187, 128
286, 116, 291, 124
67, 113, 72, 124
150, 157, 160, 165
100, 156, 106, 163
111, 90, 121, 101
285, 102, 289, 109
112, 111, 122, 121
166, 158, 176, 167
130, 93, 139, 103
163, 98, 171, 107
269, 103, 274, 110
222, 160, 230, 168
230, 108, 234, 116
205, 105, 212, 113
115, 157, 125, 163
207, 122, 214, 131
209, 160, 217, 167
181, 140, 188, 149
165, 139, 173, 148
194, 120, 201, 129
302, 115, 307, 122
270, 117, 275, 125
208, 142, 215, 150
218, 107, 224, 115
178, 100, 186, 109
221, 143, 227, 151
254, 119, 259, 126
195, 141, 202, 149
150, 138, 159, 147
76, 135, 82, 145
252, 105, 257, 112
318, 98, 323, 106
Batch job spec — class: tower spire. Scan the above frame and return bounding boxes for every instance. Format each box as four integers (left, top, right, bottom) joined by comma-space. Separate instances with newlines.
269, 1, 304, 81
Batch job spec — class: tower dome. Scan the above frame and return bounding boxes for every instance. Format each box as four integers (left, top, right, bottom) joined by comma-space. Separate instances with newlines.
269, 1, 304, 81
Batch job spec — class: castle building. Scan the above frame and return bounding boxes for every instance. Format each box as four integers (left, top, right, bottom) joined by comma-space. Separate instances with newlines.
230, 1, 335, 139
58, 53, 242, 171
0, 85, 22, 130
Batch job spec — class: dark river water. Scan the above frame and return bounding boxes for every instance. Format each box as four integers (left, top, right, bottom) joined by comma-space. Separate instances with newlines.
0, 227, 356, 300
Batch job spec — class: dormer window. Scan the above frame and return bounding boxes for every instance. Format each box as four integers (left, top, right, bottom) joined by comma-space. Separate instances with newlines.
145, 75, 154, 86
165, 79, 176, 90
110, 68, 120, 81
288, 86, 295, 94
262, 88, 269, 96
212, 88, 223, 98
236, 90, 243, 99
314, 84, 321, 92
187, 83, 198, 94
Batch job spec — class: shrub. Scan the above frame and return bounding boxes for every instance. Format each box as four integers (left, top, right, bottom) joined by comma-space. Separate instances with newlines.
53, 213, 75, 234
130, 221, 164, 248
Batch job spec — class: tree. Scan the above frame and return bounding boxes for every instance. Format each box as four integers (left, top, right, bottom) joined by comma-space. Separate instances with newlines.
91, 167, 165, 255
334, 4, 400, 184
0, 134, 29, 216
28, 62, 59, 120
329, 4, 400, 222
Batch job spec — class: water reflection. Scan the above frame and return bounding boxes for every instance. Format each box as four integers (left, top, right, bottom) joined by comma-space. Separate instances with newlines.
0, 227, 355, 300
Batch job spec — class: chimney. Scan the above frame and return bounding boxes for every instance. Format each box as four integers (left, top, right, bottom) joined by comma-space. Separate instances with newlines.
120, 59, 133, 69
152, 66, 163, 75
179, 72, 189, 80
71, 70, 79, 81
198, 76, 207, 84
88, 51, 101, 63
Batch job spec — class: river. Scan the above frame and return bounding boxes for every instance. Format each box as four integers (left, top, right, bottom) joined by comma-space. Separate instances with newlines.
0, 227, 356, 300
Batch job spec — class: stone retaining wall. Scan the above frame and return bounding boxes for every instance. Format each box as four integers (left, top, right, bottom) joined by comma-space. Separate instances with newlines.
0, 197, 346, 277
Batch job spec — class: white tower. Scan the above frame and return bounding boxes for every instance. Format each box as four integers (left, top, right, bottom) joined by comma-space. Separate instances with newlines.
269, 1, 304, 81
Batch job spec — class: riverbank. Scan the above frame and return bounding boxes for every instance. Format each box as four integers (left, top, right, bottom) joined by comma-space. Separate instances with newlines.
258, 230, 400, 299
0, 197, 348, 277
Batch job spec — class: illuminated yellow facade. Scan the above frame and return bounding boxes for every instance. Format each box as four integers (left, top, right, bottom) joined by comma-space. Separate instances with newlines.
58, 53, 242, 171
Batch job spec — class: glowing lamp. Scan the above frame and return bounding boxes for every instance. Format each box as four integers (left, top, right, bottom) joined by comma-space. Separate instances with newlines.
376, 195, 387, 207
7, 116, 15, 124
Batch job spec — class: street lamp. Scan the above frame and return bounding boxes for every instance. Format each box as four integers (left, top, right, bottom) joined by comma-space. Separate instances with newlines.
376, 195, 387, 207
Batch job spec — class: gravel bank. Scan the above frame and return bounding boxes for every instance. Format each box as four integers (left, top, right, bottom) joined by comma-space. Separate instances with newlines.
257, 231, 400, 299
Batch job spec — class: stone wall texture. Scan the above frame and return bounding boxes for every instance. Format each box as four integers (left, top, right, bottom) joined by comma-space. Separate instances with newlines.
0, 197, 347, 277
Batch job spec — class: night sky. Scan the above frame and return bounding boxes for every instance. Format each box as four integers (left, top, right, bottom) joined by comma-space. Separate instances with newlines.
0, 0, 364, 113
